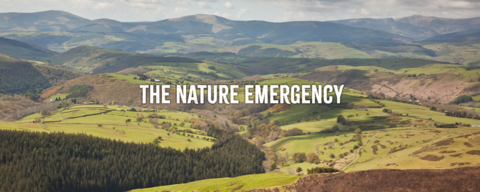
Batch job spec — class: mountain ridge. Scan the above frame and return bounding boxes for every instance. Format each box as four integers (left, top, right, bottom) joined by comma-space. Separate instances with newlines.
0, 11, 413, 53
332, 15, 480, 40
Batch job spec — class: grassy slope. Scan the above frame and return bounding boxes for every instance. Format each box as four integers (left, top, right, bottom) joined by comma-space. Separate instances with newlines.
338, 63, 480, 81
47, 46, 204, 74
215, 42, 374, 59
3, 105, 214, 150
261, 82, 480, 174
419, 43, 480, 65
0, 37, 56, 60
0, 53, 18, 62
236, 57, 443, 75
133, 173, 301, 192
348, 127, 480, 171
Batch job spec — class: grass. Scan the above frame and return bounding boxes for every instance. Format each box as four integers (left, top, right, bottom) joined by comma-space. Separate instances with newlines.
6, 105, 215, 150
214, 42, 374, 59
48, 94, 69, 101
348, 127, 480, 172
132, 173, 301, 192
419, 43, 480, 65
261, 86, 480, 174
266, 131, 359, 170
338, 63, 480, 81
369, 100, 480, 125
106, 60, 247, 85
0, 53, 18, 62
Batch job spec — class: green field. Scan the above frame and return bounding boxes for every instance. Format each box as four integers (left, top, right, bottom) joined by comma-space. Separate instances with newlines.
214, 42, 374, 59
419, 43, 480, 66
338, 63, 480, 81
133, 173, 301, 192
0, 53, 17, 62
349, 127, 480, 171
3, 105, 215, 150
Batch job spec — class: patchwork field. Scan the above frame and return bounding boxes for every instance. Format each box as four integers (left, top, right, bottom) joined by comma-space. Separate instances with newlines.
2, 105, 215, 149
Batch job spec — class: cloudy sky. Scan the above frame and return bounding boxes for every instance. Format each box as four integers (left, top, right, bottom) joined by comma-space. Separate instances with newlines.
1, 0, 480, 22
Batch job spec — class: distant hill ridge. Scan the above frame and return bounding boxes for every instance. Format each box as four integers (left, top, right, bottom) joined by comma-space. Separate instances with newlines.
332, 15, 480, 40
0, 10, 414, 53
48, 45, 202, 74
0, 37, 56, 60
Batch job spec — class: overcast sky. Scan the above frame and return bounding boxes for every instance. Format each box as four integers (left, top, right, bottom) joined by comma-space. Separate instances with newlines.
1, 0, 480, 22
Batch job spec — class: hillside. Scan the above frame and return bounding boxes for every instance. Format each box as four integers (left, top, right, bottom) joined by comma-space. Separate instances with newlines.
417, 42, 480, 65
424, 29, 480, 44
0, 61, 81, 94
0, 37, 56, 60
0, 53, 18, 62
255, 167, 480, 192
301, 64, 480, 103
0, 10, 91, 31
0, 11, 412, 53
136, 167, 480, 192
231, 57, 441, 75
333, 15, 480, 41
48, 46, 202, 74
210, 42, 439, 59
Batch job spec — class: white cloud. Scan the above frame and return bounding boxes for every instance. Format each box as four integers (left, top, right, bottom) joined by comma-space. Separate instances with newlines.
1, 0, 480, 22
243, 0, 480, 21
214, 11, 230, 17
222, 1, 233, 8
197, 2, 214, 8
236, 8, 247, 18
177, 1, 190, 7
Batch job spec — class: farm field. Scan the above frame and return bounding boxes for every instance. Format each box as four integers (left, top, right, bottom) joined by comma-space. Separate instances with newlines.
2, 105, 215, 149
106, 60, 247, 85
337, 63, 480, 81
349, 127, 480, 171
266, 127, 480, 174
262, 89, 480, 174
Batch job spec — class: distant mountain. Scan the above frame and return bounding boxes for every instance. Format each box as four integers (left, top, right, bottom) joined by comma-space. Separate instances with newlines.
424, 29, 480, 43
332, 15, 480, 41
0, 10, 91, 31
0, 37, 56, 60
0, 11, 412, 53
48, 45, 201, 74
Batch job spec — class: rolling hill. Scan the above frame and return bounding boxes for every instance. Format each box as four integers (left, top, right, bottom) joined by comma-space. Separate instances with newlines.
0, 53, 18, 62
0, 37, 57, 60
0, 11, 412, 53
47, 45, 202, 74
424, 29, 480, 44
332, 15, 480, 41
209, 42, 439, 59
0, 10, 90, 31
0, 61, 82, 93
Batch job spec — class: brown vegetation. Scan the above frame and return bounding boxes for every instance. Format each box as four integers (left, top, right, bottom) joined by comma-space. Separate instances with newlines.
466, 150, 480, 155
40, 86, 62, 98
420, 155, 444, 161
371, 145, 378, 155
439, 150, 456, 153
246, 167, 480, 192
0, 93, 57, 120
432, 138, 454, 146
301, 69, 480, 103
464, 142, 473, 147
269, 103, 291, 113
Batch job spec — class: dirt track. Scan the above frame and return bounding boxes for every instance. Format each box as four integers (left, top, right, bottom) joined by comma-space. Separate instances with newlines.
246, 167, 480, 192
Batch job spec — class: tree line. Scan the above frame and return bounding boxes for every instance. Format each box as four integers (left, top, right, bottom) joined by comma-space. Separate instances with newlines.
0, 129, 264, 192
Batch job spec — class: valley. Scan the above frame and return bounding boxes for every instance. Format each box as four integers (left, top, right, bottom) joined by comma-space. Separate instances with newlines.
1, 10, 480, 192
